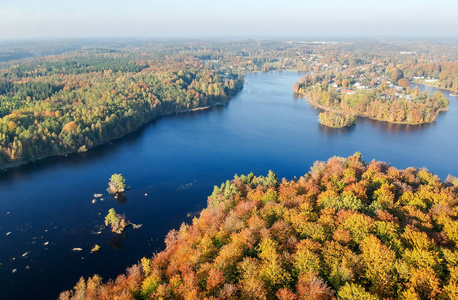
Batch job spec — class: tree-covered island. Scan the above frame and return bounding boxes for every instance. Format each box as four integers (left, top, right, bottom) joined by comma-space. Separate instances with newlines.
104, 208, 130, 234
108, 173, 126, 194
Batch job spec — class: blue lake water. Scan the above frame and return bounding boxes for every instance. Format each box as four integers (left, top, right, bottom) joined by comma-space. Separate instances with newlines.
0, 71, 457, 299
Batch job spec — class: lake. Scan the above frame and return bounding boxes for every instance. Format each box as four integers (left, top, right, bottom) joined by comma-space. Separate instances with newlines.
0, 71, 457, 299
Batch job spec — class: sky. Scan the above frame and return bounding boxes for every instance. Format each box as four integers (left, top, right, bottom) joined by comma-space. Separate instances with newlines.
0, 0, 457, 40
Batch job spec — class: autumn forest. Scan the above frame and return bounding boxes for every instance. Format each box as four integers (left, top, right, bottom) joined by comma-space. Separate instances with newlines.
1, 39, 458, 300
0, 51, 243, 168
60, 154, 458, 299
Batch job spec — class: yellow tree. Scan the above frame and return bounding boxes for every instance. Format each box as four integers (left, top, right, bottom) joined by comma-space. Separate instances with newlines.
360, 235, 397, 297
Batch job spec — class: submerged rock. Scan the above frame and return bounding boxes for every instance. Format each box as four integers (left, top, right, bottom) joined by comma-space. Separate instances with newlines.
132, 223, 143, 229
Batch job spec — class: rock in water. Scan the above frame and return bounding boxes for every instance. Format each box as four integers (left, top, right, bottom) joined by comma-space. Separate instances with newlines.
132, 224, 143, 229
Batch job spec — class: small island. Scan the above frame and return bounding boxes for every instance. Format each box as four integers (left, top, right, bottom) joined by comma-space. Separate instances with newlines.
104, 208, 130, 234
107, 173, 126, 194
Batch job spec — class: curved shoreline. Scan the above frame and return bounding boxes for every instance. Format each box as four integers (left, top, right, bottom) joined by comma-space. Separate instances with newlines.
294, 91, 449, 125
0, 99, 233, 171
412, 80, 458, 93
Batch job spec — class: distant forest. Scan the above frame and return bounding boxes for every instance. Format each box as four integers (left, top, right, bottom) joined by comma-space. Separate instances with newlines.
0, 51, 243, 168
0, 39, 457, 166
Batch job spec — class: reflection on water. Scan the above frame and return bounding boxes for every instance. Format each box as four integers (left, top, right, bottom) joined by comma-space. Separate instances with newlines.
114, 193, 128, 205
357, 117, 433, 132
318, 123, 356, 135
108, 233, 126, 251
0, 119, 160, 181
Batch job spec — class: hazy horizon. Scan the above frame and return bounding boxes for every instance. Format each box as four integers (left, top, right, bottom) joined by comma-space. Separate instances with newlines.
1, 0, 457, 41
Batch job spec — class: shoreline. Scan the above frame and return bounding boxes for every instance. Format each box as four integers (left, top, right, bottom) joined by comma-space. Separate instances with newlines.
1, 77, 449, 171
160, 100, 229, 116
412, 80, 458, 93
294, 90, 449, 125
0, 99, 232, 171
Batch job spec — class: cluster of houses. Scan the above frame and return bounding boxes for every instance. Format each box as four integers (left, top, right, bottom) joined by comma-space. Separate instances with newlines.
326, 80, 411, 98
304, 55, 419, 101
413, 76, 438, 83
